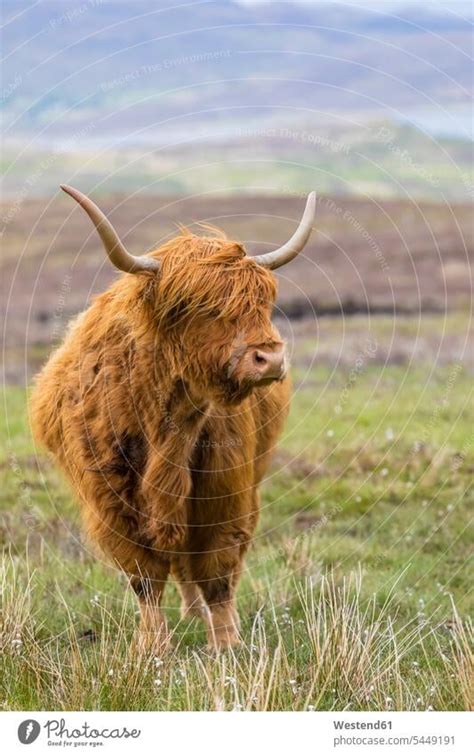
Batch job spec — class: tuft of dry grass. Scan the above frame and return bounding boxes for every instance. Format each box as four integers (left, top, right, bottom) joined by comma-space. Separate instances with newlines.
1, 555, 471, 712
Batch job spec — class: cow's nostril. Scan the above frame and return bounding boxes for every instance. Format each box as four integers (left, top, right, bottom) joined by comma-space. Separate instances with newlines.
254, 352, 267, 367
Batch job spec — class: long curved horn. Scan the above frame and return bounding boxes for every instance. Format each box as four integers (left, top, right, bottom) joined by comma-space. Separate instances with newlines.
253, 192, 316, 270
60, 185, 160, 274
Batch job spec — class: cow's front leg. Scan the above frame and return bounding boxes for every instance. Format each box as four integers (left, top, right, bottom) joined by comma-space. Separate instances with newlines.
171, 555, 207, 620
191, 526, 251, 650
201, 576, 241, 650
131, 568, 170, 654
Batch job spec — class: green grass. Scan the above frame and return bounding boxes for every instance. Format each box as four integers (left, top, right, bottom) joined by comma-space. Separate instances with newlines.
1, 356, 472, 711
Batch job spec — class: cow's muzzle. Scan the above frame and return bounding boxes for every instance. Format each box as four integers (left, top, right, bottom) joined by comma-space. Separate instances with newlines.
236, 343, 287, 385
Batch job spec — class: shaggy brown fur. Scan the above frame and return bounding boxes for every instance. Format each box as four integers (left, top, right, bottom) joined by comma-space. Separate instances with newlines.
30, 229, 290, 651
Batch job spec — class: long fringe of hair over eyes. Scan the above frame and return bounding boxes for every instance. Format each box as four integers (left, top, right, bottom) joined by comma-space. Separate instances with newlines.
149, 228, 278, 327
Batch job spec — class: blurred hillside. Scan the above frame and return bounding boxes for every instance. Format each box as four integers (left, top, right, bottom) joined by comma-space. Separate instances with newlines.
2, 1, 472, 134
2, 120, 472, 201
1, 1, 472, 202
2, 2, 472, 382
2, 193, 472, 383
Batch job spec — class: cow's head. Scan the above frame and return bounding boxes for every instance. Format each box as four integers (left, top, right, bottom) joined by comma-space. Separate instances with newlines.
61, 185, 315, 405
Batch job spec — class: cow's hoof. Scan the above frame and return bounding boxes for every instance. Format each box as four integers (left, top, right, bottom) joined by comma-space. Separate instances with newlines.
206, 632, 242, 653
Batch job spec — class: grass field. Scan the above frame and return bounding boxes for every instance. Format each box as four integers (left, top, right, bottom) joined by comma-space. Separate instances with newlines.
1, 323, 472, 711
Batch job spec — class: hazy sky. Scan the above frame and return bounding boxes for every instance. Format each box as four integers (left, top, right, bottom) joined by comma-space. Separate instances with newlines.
324, 1, 472, 7
240, 0, 473, 12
